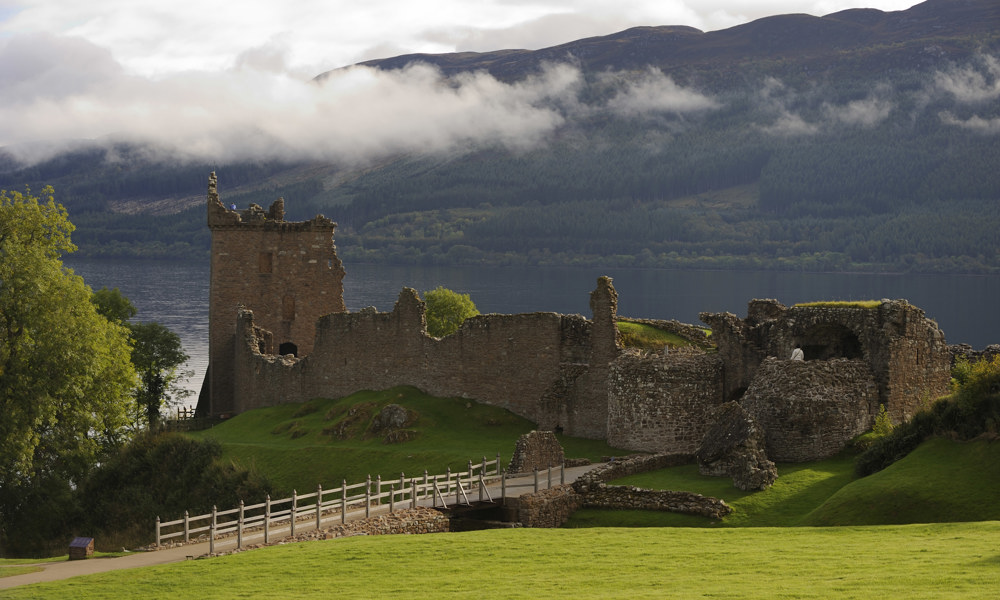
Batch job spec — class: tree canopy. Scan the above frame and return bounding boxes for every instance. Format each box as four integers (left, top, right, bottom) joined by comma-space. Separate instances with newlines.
0, 187, 136, 488
92, 287, 190, 428
423, 286, 479, 337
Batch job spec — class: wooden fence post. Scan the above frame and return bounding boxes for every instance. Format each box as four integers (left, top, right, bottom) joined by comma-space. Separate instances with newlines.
411, 478, 417, 509
184, 510, 190, 543
238, 500, 244, 549
423, 470, 429, 500
399, 472, 406, 505
210, 505, 217, 555
390, 484, 395, 513
291, 490, 297, 537
341, 479, 347, 524
501, 469, 506, 505
548, 463, 553, 489
316, 484, 323, 530
496, 452, 501, 475
265, 494, 271, 544
375, 475, 381, 506
155, 516, 160, 547
561, 463, 566, 485
365, 475, 371, 518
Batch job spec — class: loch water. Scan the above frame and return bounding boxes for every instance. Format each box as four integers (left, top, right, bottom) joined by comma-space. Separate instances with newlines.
66, 258, 1000, 408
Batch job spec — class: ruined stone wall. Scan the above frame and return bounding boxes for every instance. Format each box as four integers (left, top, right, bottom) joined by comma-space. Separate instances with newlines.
606, 350, 725, 453
507, 431, 565, 474
515, 485, 583, 528
232, 281, 622, 438
206, 173, 345, 415
741, 357, 878, 462
701, 299, 951, 424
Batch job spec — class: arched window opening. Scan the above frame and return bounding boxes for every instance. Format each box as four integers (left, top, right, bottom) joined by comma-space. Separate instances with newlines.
279, 341, 298, 357
798, 324, 862, 361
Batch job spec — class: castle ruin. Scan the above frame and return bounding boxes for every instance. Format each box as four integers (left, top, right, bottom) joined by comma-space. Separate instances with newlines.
198, 174, 952, 462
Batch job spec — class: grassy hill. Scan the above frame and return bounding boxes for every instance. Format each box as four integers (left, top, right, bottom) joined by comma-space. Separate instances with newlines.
188, 386, 624, 494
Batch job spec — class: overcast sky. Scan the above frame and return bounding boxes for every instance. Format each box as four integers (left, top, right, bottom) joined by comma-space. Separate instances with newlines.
0, 0, 940, 165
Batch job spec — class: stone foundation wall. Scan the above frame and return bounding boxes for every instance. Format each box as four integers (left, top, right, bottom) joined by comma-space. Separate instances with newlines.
607, 351, 725, 453
572, 453, 692, 492
741, 357, 878, 462
515, 485, 584, 528
582, 485, 731, 519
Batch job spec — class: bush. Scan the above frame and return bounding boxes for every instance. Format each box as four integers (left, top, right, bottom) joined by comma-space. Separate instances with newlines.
423, 286, 479, 337
74, 432, 271, 550
856, 363, 1000, 478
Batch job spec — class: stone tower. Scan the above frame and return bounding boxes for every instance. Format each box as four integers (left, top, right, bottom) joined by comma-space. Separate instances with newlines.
199, 172, 346, 416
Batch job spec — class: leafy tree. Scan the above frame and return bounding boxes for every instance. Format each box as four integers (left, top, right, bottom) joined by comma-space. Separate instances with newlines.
0, 186, 135, 553
92, 287, 190, 428
423, 286, 480, 337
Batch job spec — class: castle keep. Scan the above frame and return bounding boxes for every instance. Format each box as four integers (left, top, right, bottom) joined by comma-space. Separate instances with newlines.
199, 176, 952, 462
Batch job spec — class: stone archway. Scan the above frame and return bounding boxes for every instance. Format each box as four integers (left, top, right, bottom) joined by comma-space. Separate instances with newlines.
278, 341, 298, 357
798, 323, 862, 361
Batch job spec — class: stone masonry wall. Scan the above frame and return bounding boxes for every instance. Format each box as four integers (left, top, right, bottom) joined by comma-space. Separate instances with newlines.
741, 357, 878, 462
701, 299, 951, 424
507, 431, 565, 474
515, 485, 583, 528
606, 349, 725, 453
231, 280, 622, 439
582, 486, 731, 519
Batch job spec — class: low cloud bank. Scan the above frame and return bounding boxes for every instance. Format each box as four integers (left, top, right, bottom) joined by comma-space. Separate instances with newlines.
1, 32, 995, 168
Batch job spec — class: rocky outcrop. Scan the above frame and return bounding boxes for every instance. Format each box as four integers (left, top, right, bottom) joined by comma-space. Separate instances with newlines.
696, 401, 777, 490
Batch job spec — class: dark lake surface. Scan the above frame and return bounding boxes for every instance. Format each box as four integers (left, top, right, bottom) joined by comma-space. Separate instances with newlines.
67, 258, 1000, 407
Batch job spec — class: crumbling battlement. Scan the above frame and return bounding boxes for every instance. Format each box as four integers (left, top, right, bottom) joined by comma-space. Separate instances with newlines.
700, 299, 951, 423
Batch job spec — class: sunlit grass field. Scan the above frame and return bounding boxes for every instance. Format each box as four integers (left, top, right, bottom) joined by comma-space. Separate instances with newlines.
6, 523, 1000, 599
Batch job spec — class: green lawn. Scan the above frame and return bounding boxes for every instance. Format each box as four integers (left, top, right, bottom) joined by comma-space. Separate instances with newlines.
6, 523, 1000, 599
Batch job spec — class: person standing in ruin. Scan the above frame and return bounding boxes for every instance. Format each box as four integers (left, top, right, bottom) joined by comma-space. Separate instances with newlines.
791, 345, 804, 361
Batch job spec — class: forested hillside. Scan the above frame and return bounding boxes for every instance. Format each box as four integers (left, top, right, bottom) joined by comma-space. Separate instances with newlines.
1, 0, 998, 272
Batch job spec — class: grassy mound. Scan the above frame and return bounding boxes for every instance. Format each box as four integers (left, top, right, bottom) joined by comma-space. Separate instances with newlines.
803, 437, 1000, 525
189, 386, 624, 494
567, 437, 1000, 528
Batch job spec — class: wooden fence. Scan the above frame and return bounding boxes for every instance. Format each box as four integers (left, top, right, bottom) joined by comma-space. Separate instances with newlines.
156, 454, 505, 553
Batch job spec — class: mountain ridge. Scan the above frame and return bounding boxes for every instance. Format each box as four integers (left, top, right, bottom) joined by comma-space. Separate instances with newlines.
337, 0, 999, 84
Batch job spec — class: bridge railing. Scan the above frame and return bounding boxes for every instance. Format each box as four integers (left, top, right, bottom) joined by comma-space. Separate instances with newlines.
155, 453, 503, 553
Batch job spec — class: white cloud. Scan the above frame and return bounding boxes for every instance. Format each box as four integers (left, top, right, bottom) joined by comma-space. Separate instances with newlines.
939, 112, 1000, 135
602, 68, 720, 116
934, 54, 1000, 104
822, 96, 893, 127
